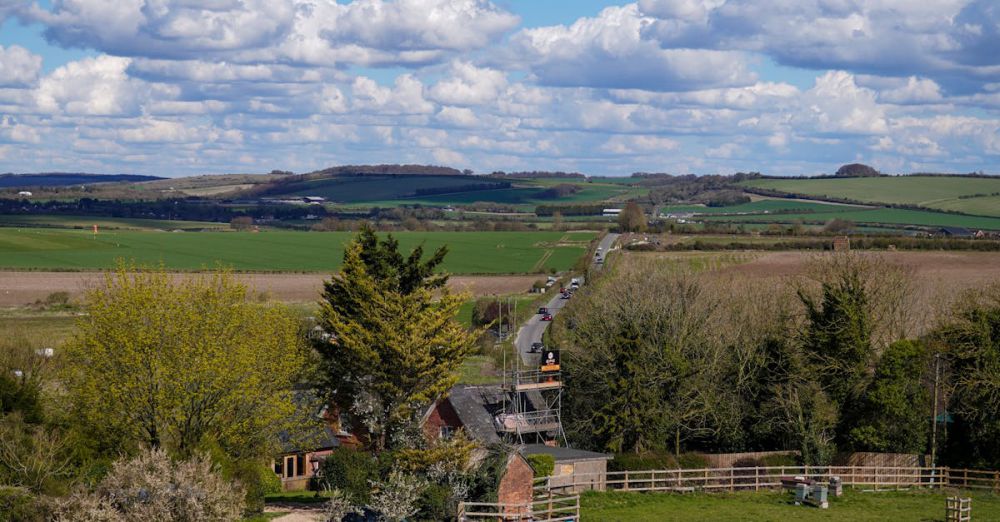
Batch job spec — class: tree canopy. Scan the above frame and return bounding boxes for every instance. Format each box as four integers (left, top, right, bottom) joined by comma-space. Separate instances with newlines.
62, 267, 310, 460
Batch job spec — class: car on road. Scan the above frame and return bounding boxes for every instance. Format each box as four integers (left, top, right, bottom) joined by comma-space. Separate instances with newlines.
541, 313, 553, 321
537, 307, 549, 314
560, 292, 571, 299
530, 342, 544, 353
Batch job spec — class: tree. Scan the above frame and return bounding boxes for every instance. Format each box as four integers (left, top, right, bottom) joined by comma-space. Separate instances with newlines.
229, 215, 254, 230
934, 284, 1000, 468
617, 202, 647, 233
846, 340, 930, 453
317, 229, 475, 453
62, 267, 310, 460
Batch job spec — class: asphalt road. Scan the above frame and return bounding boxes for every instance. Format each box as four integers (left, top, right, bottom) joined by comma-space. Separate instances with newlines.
513, 233, 619, 366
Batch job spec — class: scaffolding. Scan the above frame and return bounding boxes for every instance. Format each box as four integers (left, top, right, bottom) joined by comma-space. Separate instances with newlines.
497, 367, 565, 445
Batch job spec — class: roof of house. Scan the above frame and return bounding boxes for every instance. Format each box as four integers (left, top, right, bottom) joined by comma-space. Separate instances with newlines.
446, 385, 503, 444
521, 444, 612, 462
940, 226, 973, 236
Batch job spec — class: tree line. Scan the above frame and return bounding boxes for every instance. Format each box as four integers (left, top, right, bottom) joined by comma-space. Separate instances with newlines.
554, 253, 1000, 470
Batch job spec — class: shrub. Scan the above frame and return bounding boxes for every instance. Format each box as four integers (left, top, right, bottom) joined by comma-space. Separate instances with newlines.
414, 483, 452, 522
368, 470, 426, 522
0, 486, 46, 522
525, 454, 554, 478
609, 452, 679, 472
677, 453, 709, 469
314, 449, 380, 504
52, 448, 245, 522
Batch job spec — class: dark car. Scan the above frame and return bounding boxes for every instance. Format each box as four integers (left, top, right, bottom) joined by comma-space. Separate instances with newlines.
537, 307, 549, 314
541, 314, 553, 321
560, 292, 571, 299
530, 342, 544, 353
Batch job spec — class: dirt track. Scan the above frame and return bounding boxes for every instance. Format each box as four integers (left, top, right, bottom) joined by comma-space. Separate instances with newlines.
0, 272, 539, 306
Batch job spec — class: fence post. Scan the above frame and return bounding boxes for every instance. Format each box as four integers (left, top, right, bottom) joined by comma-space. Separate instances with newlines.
964, 468, 969, 488
755, 467, 759, 492
994, 470, 998, 493
624, 470, 629, 492
457, 501, 465, 522
547, 490, 553, 520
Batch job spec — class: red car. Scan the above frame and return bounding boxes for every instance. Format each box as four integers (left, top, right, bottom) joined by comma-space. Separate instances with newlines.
541, 314, 553, 321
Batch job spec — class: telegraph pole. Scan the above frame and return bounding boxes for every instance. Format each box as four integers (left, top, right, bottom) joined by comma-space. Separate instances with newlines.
930, 353, 941, 469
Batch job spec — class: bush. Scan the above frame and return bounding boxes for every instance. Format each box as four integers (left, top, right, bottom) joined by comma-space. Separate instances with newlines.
52, 448, 245, 521
0, 486, 46, 522
414, 483, 452, 522
677, 453, 709, 469
609, 452, 679, 472
760, 453, 800, 467
314, 449, 380, 504
525, 454, 554, 478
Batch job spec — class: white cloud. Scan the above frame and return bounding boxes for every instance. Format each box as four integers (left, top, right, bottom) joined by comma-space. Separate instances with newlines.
601, 134, 679, 154
509, 4, 755, 91
0, 45, 42, 87
878, 77, 944, 104
351, 75, 435, 114
34, 55, 176, 116
436, 106, 479, 127
796, 71, 888, 135
429, 61, 507, 106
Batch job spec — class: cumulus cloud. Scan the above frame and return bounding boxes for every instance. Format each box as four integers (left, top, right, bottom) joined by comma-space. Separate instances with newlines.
429, 61, 507, 105
0, 45, 42, 87
640, 0, 1000, 92
351, 74, 435, 114
509, 4, 755, 91
34, 55, 176, 116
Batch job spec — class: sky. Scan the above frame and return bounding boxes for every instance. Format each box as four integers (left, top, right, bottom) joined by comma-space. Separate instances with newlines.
0, 0, 999, 177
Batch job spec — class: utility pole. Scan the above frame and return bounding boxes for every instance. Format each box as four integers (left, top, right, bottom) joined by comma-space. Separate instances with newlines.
930, 353, 941, 470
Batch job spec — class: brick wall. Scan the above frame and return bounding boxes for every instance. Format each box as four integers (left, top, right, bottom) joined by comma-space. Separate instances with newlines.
422, 398, 463, 441
498, 454, 534, 517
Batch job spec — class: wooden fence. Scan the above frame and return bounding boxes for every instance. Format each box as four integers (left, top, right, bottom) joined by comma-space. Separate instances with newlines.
458, 493, 580, 521
535, 466, 1000, 496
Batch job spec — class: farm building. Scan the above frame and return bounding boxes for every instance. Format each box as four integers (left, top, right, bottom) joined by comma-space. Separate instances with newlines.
522, 445, 612, 493
938, 226, 974, 238
603, 208, 622, 217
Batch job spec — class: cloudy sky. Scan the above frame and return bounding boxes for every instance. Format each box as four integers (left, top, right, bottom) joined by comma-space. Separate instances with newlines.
0, 0, 998, 177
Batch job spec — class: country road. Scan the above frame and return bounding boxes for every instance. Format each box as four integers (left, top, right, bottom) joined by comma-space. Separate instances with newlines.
514, 233, 618, 366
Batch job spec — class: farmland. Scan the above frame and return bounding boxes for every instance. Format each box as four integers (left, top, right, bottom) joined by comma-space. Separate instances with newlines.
699, 207, 1000, 230
581, 490, 1000, 521
0, 228, 596, 273
0, 214, 227, 230
743, 176, 1000, 217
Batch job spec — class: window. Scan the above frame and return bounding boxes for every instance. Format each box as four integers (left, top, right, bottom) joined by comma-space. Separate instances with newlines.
273, 460, 283, 476
440, 426, 454, 440
296, 454, 306, 477
283, 456, 297, 479
338, 413, 352, 436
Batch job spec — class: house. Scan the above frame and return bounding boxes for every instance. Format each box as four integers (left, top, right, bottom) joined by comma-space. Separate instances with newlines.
422, 384, 503, 444
273, 392, 361, 491
602, 208, 622, 217
17, 191, 31, 197
522, 445, 612, 493
939, 226, 974, 238
302, 196, 326, 204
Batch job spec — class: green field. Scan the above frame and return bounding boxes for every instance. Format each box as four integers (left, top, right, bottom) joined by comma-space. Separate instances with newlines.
582, 490, 1000, 521
272, 174, 509, 202
0, 215, 227, 231
699, 207, 1000, 230
744, 176, 1000, 217
662, 199, 863, 215
0, 229, 596, 273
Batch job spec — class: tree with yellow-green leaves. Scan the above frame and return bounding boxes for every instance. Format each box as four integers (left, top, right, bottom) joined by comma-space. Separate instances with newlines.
317, 227, 476, 453
62, 266, 311, 461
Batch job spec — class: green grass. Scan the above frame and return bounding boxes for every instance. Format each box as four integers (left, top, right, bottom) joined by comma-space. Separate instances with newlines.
743, 176, 1000, 217
270, 174, 509, 202
264, 490, 332, 504
0, 215, 227, 231
582, 489, 1000, 521
242, 513, 287, 522
0, 229, 591, 273
458, 354, 502, 384
0, 312, 80, 344
662, 200, 863, 215
699, 207, 1000, 231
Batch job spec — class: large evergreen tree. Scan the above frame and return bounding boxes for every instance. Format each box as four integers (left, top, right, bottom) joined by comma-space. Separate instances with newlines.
317, 227, 474, 453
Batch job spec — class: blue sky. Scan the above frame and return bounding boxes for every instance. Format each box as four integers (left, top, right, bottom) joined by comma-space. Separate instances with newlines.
0, 0, 998, 177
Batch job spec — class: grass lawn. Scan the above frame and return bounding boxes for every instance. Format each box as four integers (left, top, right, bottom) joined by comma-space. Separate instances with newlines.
265, 491, 332, 504
743, 176, 1000, 216
0, 229, 592, 274
582, 489, 1000, 521
661, 199, 863, 215
0, 311, 80, 345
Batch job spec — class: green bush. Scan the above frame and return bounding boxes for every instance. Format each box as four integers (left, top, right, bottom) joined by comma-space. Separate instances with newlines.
609, 452, 679, 472
0, 486, 45, 522
525, 454, 555, 478
314, 449, 380, 504
677, 453, 709, 469
233, 460, 282, 513
415, 483, 453, 522
760, 453, 800, 467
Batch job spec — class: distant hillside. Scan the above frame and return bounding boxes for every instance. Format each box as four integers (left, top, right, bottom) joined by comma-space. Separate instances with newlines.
0, 173, 163, 189
307, 164, 465, 177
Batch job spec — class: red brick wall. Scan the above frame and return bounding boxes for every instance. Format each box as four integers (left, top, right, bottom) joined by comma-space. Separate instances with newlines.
498, 454, 534, 516
422, 398, 463, 441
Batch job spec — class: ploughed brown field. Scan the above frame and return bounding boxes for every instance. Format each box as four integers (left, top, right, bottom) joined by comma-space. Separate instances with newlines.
0, 272, 540, 306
